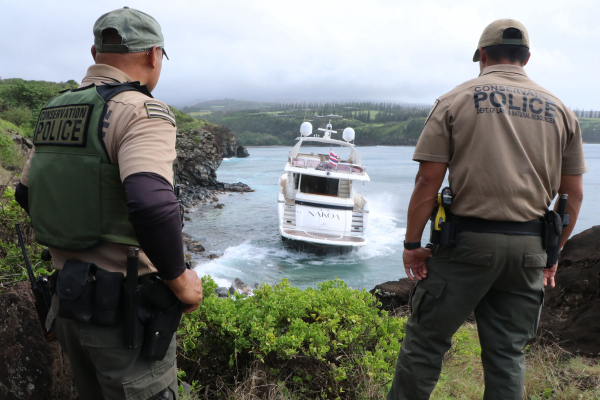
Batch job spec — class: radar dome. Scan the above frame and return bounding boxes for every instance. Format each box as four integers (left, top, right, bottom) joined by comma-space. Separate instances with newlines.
342, 127, 355, 142
300, 122, 313, 137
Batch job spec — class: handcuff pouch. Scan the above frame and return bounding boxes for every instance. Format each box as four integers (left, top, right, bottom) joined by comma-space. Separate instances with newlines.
57, 261, 97, 323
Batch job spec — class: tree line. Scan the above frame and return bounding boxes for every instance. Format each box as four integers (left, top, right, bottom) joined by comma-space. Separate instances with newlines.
0, 78, 79, 136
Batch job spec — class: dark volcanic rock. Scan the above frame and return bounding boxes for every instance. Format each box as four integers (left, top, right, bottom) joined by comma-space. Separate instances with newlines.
539, 226, 600, 357
207, 124, 236, 158
237, 145, 250, 158
219, 182, 254, 193
370, 279, 417, 313
175, 129, 224, 188
174, 125, 253, 207
0, 282, 76, 400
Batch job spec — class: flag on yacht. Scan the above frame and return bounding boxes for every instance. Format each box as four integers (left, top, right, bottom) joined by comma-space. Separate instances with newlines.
329, 149, 338, 166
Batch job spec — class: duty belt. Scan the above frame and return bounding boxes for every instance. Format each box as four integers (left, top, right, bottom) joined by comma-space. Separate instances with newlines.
457, 217, 543, 236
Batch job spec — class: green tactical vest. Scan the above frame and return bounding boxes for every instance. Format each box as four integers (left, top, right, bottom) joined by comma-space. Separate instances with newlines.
29, 82, 154, 251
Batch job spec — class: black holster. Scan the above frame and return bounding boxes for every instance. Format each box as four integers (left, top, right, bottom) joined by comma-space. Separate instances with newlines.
140, 275, 183, 361
543, 210, 563, 268
429, 209, 457, 246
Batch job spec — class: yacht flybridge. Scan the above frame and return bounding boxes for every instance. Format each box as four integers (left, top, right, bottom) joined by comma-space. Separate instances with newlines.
278, 121, 370, 253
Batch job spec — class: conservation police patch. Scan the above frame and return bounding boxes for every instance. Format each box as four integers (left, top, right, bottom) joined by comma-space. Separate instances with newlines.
145, 102, 176, 127
33, 104, 92, 146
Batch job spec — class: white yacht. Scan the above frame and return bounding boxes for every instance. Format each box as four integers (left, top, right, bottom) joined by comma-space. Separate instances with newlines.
277, 121, 370, 253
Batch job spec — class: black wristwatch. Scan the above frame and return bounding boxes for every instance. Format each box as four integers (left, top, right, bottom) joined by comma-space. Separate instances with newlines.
403, 241, 421, 250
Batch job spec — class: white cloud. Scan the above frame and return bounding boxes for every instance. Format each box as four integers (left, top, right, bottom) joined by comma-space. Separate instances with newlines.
1, 0, 599, 108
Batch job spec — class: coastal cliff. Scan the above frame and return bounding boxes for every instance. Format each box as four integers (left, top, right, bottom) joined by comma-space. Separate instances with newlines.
174, 122, 252, 206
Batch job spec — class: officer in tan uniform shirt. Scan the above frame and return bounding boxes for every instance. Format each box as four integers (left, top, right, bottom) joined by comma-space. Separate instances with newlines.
16, 8, 203, 400
388, 20, 586, 399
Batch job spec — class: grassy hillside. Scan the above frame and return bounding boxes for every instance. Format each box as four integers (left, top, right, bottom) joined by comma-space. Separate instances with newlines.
203, 109, 426, 146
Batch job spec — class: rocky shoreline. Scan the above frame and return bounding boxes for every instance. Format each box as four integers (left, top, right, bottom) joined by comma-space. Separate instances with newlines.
174, 124, 254, 208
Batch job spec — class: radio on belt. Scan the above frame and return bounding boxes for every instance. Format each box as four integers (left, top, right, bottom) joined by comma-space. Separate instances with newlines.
429, 186, 457, 246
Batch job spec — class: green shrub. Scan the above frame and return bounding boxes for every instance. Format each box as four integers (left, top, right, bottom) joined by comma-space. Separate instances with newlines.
0, 187, 51, 283
0, 106, 32, 127
178, 277, 406, 399
170, 106, 208, 132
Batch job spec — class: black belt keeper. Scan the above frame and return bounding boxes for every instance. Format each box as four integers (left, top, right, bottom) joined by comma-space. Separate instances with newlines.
457, 217, 544, 236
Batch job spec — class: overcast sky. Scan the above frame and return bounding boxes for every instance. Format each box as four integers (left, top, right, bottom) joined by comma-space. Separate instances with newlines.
2, 0, 600, 108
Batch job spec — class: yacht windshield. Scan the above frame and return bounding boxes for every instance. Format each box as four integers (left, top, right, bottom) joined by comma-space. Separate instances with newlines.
300, 175, 339, 196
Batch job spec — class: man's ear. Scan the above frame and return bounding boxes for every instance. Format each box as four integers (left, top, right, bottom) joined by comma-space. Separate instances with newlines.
523, 51, 531, 67
147, 45, 159, 69
479, 47, 487, 64
91, 45, 97, 61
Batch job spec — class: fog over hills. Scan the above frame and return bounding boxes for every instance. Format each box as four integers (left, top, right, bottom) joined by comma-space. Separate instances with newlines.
2, 1, 600, 108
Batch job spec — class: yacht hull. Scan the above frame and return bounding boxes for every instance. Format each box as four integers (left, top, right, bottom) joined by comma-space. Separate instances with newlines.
281, 236, 355, 255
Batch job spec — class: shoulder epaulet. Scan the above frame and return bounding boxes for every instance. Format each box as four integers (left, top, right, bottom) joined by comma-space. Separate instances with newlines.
145, 102, 176, 127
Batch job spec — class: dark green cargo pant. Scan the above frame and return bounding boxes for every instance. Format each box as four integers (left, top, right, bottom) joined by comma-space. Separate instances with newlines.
48, 295, 179, 400
388, 232, 546, 400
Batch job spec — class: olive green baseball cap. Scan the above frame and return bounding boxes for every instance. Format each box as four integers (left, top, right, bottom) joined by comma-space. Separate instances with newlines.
473, 19, 529, 62
94, 7, 168, 59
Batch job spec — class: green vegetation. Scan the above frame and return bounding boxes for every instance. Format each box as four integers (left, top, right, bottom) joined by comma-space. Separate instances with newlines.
169, 106, 209, 131
203, 108, 427, 147
430, 324, 600, 400
182, 98, 275, 113
0, 115, 50, 283
175, 281, 600, 399
0, 119, 26, 170
0, 78, 79, 136
178, 276, 405, 399
578, 118, 600, 143
0, 187, 51, 282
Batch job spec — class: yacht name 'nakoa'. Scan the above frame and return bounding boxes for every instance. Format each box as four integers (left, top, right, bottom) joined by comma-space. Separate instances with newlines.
277, 121, 370, 252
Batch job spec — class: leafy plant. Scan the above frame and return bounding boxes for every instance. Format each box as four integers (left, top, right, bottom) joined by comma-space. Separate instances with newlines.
177, 276, 406, 399
0, 187, 51, 283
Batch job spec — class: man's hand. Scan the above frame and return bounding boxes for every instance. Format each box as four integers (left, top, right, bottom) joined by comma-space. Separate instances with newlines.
403, 247, 432, 280
543, 262, 558, 288
165, 269, 203, 313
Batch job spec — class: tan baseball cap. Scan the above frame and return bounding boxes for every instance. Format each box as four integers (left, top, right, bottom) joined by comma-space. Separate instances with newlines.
94, 7, 168, 59
473, 19, 529, 62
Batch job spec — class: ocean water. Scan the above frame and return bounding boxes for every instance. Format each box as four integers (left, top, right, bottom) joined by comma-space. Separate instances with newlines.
186, 145, 600, 290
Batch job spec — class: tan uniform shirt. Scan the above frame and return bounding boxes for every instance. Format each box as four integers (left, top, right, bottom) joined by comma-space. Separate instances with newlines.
414, 64, 588, 222
21, 64, 177, 275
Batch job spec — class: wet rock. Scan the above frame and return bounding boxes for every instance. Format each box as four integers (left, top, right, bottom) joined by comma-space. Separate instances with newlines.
207, 254, 219, 260
182, 233, 205, 254
215, 287, 229, 298
188, 242, 205, 253
370, 279, 417, 313
232, 278, 252, 295
219, 182, 254, 193
237, 146, 250, 158
539, 225, 600, 356
214, 204, 224, 209
0, 282, 77, 400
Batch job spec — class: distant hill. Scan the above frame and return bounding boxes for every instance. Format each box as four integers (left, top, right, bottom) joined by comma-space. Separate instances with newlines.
182, 98, 431, 114
182, 99, 274, 113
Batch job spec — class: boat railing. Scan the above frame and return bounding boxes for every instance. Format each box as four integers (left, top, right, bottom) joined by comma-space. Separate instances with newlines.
290, 157, 365, 175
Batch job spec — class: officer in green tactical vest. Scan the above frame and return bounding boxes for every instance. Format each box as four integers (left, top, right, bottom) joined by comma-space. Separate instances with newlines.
15, 7, 203, 400
388, 20, 587, 399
